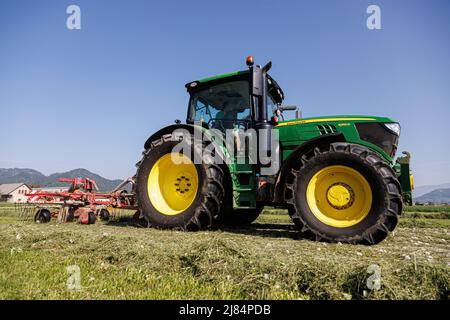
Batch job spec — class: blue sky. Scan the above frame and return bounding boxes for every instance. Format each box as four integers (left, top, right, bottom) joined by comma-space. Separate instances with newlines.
0, 0, 449, 186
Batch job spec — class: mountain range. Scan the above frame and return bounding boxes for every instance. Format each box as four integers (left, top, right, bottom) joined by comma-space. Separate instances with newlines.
0, 168, 125, 192
414, 188, 450, 204
413, 183, 450, 198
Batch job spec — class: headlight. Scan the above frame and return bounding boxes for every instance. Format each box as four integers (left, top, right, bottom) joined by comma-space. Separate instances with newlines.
384, 123, 401, 136
355, 122, 399, 157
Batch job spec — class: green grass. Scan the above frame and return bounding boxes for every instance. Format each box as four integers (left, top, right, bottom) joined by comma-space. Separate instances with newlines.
0, 203, 15, 207
404, 205, 450, 213
0, 206, 448, 300
258, 213, 450, 228
263, 205, 450, 215
262, 207, 450, 220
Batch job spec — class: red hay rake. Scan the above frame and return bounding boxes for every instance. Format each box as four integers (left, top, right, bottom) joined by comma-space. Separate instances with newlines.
19, 177, 136, 224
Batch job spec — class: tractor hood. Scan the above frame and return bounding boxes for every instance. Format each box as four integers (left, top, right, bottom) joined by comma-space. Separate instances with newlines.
276, 114, 401, 161
276, 115, 396, 127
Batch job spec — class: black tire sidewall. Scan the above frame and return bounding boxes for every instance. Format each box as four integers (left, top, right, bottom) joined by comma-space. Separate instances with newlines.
136, 139, 207, 228
35, 209, 51, 223
99, 209, 110, 221
88, 212, 96, 224
295, 151, 388, 239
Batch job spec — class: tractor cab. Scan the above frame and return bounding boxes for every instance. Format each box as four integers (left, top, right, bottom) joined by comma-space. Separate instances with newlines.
186, 77, 252, 132
185, 57, 288, 133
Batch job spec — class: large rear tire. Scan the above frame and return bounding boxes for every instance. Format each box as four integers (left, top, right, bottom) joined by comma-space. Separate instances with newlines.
135, 134, 225, 230
284, 142, 402, 245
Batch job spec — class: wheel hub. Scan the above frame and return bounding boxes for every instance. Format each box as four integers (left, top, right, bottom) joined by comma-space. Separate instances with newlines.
174, 173, 194, 197
326, 182, 355, 210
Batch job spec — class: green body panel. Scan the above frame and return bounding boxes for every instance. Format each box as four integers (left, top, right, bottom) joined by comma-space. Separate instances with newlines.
275, 115, 395, 164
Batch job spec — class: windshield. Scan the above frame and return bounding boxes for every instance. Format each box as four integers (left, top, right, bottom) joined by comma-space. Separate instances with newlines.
188, 80, 251, 131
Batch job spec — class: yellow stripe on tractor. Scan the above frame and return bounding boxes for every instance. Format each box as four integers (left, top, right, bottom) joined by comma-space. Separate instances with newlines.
276, 117, 377, 127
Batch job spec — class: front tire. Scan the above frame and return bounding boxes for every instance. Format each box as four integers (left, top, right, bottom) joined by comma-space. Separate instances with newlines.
135, 134, 225, 230
285, 143, 402, 245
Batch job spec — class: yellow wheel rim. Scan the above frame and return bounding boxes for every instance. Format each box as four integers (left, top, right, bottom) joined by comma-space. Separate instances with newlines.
147, 153, 198, 216
306, 165, 372, 228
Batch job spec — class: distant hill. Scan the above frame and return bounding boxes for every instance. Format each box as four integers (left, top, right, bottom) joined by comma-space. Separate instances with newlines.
413, 183, 450, 198
415, 188, 450, 204
0, 168, 46, 186
0, 168, 125, 192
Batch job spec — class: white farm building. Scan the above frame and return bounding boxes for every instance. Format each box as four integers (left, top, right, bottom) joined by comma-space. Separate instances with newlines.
0, 183, 32, 203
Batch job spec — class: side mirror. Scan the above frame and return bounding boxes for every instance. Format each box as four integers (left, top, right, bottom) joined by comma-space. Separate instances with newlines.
274, 105, 301, 121
278, 105, 298, 112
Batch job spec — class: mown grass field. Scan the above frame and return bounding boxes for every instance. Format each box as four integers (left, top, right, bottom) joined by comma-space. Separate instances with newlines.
0, 204, 448, 300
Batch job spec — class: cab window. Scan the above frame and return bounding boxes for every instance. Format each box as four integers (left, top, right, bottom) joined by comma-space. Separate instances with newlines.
267, 93, 277, 119
188, 80, 251, 131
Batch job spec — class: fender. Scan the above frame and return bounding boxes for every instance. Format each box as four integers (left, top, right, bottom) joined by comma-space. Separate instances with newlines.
273, 133, 346, 203
144, 124, 194, 150
143, 124, 228, 166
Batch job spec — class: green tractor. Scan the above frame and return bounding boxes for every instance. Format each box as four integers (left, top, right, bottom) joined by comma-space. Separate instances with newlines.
134, 57, 413, 245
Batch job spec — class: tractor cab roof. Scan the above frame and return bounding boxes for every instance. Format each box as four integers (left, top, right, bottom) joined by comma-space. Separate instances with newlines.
185, 69, 284, 104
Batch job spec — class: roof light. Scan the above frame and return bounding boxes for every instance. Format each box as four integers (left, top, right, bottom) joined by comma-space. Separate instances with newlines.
246, 55, 254, 67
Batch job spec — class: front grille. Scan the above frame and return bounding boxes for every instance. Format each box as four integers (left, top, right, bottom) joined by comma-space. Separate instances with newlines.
317, 124, 337, 135
355, 123, 399, 157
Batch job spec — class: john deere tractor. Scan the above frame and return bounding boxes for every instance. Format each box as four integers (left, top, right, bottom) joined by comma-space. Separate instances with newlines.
134, 57, 413, 245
